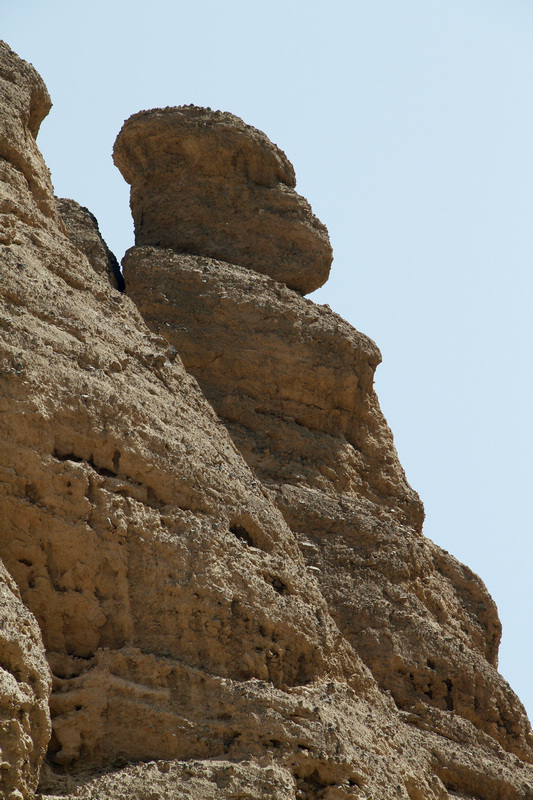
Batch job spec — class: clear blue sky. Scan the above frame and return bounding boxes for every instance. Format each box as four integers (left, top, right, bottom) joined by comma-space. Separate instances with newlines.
4, 0, 533, 721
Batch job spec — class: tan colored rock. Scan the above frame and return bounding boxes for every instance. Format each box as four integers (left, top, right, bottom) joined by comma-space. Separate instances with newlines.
123, 246, 533, 776
56, 198, 124, 291
39, 758, 298, 799
122, 249, 421, 526
0, 561, 51, 800
2, 39, 533, 800
112, 106, 332, 294
38, 679, 533, 800
0, 38, 376, 790
0, 41, 61, 234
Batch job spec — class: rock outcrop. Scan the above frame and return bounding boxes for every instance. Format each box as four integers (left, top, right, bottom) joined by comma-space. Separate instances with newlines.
1, 42, 532, 800
112, 106, 332, 294
123, 246, 530, 763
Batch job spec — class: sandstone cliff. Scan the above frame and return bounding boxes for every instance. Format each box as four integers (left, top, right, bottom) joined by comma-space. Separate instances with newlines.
0, 41, 532, 800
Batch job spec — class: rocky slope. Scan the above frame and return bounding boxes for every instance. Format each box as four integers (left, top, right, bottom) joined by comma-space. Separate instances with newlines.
0, 41, 532, 800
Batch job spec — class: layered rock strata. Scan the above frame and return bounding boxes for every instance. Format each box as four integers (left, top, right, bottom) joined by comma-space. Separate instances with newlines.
112, 106, 332, 294
123, 246, 531, 765
0, 41, 54, 800
0, 41, 532, 800
117, 106, 533, 798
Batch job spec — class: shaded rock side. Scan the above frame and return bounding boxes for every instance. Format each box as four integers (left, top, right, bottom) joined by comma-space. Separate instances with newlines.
112, 106, 332, 294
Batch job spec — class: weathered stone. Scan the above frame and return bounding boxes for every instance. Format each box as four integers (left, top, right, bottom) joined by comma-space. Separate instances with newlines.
2, 40, 533, 800
0, 562, 51, 799
39, 758, 298, 799
113, 106, 332, 294
0, 39, 374, 789
0, 41, 60, 233
122, 248, 420, 526
56, 198, 124, 291
124, 246, 533, 776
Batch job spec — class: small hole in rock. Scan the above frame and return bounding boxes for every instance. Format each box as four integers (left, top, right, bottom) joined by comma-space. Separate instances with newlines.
112, 449, 121, 472
230, 524, 255, 547
270, 577, 286, 595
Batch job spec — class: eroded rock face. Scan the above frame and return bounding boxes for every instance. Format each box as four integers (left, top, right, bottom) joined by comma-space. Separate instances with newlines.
0, 41, 60, 234
123, 247, 533, 767
56, 198, 124, 291
112, 106, 332, 294
0, 40, 378, 789
2, 42, 533, 800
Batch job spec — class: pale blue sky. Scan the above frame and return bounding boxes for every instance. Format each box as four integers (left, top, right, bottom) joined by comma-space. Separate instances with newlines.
4, 0, 533, 721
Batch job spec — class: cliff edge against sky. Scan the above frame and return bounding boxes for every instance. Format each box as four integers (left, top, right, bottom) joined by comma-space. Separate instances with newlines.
0, 41, 532, 800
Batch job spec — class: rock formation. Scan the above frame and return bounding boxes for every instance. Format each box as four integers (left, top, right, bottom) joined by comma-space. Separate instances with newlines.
0, 41, 532, 800
112, 106, 332, 294
121, 246, 529, 760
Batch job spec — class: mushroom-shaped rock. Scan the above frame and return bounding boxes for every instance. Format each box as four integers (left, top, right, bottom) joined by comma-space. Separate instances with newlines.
113, 106, 332, 294
0, 40, 59, 228
0, 561, 51, 799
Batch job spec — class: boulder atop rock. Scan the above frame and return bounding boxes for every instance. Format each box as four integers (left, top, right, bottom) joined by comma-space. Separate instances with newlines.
113, 105, 332, 294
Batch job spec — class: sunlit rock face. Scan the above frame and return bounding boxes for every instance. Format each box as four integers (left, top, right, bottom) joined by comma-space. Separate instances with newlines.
0, 561, 51, 800
1, 41, 532, 800
123, 243, 531, 765
55, 197, 124, 290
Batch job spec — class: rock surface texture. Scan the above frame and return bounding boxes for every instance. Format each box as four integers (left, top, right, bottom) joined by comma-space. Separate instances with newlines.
0, 41, 532, 800
55, 198, 124, 291
0, 562, 50, 800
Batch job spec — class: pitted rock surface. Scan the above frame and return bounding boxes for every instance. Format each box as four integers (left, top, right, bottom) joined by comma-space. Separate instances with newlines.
0, 40, 376, 787
124, 247, 532, 763
0, 41, 60, 233
0, 562, 51, 799
113, 106, 332, 294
